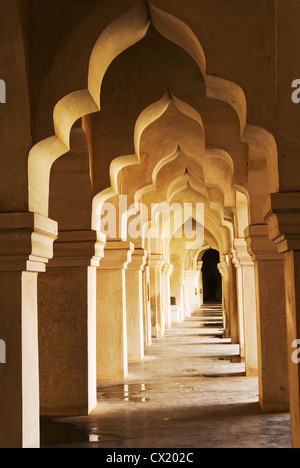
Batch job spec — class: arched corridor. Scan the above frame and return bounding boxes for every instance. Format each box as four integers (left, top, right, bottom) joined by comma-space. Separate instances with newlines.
40, 309, 291, 449
1, 0, 300, 450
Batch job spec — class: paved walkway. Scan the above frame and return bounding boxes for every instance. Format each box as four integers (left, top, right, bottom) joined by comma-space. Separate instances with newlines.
41, 306, 292, 448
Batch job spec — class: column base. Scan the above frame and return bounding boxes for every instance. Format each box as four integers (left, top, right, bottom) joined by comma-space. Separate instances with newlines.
259, 400, 290, 413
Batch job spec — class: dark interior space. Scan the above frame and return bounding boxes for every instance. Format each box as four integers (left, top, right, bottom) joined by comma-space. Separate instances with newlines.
202, 249, 222, 304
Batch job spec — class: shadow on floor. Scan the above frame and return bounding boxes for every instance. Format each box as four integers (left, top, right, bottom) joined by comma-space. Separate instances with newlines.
40, 401, 291, 448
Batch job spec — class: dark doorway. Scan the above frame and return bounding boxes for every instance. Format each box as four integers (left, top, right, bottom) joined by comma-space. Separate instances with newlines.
202, 249, 222, 304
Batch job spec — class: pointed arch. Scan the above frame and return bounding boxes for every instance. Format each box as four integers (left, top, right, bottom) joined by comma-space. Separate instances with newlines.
28, 0, 279, 236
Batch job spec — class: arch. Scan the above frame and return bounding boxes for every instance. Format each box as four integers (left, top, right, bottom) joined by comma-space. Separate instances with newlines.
242, 125, 279, 194
49, 127, 94, 232
28, 0, 273, 223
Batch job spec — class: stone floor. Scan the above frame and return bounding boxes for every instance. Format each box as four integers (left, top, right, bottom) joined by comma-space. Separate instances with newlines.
40, 306, 292, 448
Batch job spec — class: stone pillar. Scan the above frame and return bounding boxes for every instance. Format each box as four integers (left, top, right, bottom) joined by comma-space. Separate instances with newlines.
38, 230, 105, 416
179, 283, 185, 322
149, 254, 165, 338
232, 249, 245, 358
245, 224, 289, 412
184, 272, 191, 318
126, 249, 147, 362
228, 255, 240, 345
0, 212, 57, 448
163, 264, 173, 329
170, 261, 184, 322
185, 270, 200, 316
197, 261, 204, 307
265, 193, 300, 447
234, 239, 258, 377
218, 257, 230, 338
142, 260, 152, 349
97, 240, 133, 380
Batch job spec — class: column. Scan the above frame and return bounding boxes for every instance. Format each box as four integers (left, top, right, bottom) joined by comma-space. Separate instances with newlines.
234, 239, 258, 377
126, 249, 147, 362
0, 212, 57, 448
232, 249, 245, 358
265, 193, 300, 447
218, 257, 230, 338
163, 264, 173, 329
97, 240, 133, 380
38, 230, 105, 416
184, 270, 200, 316
197, 261, 204, 307
245, 224, 289, 412
228, 255, 240, 345
170, 262, 184, 323
143, 259, 152, 349
149, 254, 164, 338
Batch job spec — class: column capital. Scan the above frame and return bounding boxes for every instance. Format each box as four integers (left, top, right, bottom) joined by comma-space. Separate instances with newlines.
0, 212, 57, 272
264, 192, 300, 253
233, 238, 254, 267
245, 224, 283, 262
149, 253, 164, 269
231, 249, 241, 269
99, 240, 134, 270
127, 248, 148, 271
48, 230, 106, 268
197, 261, 203, 271
218, 257, 229, 280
